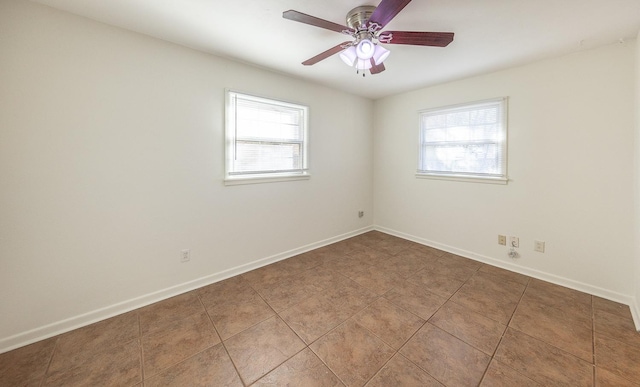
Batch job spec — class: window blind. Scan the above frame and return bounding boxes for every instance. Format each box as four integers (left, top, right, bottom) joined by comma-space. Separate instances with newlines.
418, 98, 507, 179
228, 92, 308, 176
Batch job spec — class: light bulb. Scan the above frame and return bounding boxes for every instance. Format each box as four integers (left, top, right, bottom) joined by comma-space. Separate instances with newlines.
356, 39, 375, 60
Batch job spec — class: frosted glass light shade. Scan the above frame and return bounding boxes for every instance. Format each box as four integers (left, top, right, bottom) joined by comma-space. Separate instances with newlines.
339, 46, 357, 66
356, 39, 375, 60
372, 45, 390, 65
356, 58, 373, 70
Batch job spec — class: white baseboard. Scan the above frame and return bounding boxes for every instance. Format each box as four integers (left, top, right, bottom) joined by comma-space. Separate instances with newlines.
631, 298, 640, 331
376, 225, 639, 328
0, 226, 373, 354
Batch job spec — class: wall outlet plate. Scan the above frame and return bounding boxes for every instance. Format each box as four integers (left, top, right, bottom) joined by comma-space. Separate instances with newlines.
534, 240, 545, 253
509, 236, 519, 248
498, 235, 506, 245
181, 249, 190, 262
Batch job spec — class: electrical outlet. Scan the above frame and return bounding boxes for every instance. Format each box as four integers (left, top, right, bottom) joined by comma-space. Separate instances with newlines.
181, 249, 190, 263
509, 236, 519, 248
498, 235, 506, 245
534, 240, 545, 253
358, 211, 364, 218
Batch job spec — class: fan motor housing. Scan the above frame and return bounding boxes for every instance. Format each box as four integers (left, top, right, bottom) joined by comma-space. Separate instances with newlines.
346, 6, 375, 30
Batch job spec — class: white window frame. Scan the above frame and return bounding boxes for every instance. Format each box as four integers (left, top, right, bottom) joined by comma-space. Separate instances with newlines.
225, 90, 310, 185
417, 97, 508, 184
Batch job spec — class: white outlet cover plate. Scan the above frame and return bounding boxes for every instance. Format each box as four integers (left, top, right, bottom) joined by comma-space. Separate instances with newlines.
509, 236, 519, 248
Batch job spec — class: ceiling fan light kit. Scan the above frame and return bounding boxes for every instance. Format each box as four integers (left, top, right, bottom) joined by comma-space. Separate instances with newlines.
283, 0, 454, 76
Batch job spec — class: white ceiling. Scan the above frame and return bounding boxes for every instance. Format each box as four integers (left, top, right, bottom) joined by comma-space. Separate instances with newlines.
31, 0, 640, 99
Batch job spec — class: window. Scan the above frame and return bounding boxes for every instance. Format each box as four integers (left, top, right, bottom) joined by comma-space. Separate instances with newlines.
417, 98, 508, 184
225, 91, 309, 185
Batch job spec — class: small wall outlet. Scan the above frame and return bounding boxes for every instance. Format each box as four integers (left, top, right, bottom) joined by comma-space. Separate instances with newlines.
181, 249, 190, 262
358, 211, 364, 218
534, 240, 545, 253
509, 236, 519, 248
498, 235, 506, 245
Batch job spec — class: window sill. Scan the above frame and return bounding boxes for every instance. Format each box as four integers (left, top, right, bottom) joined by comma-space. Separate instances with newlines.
415, 173, 508, 185
224, 173, 311, 186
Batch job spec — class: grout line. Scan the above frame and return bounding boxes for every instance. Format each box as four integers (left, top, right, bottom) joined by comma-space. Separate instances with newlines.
38, 336, 59, 387
136, 311, 145, 383
198, 293, 247, 387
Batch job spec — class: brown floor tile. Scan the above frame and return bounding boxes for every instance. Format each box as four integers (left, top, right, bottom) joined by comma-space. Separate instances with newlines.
518, 290, 592, 330
400, 323, 491, 386
202, 284, 275, 340
480, 359, 540, 386
429, 300, 507, 355
224, 316, 305, 385
494, 328, 593, 386
596, 367, 640, 387
142, 311, 220, 378
256, 272, 321, 312
346, 246, 392, 267
383, 280, 446, 320
408, 243, 446, 258
450, 273, 524, 324
297, 265, 352, 291
510, 297, 593, 362
427, 259, 479, 282
253, 348, 343, 387
328, 238, 367, 255
144, 344, 242, 387
241, 262, 294, 290
310, 320, 395, 387
355, 231, 389, 243
0, 338, 57, 387
375, 249, 436, 278
369, 237, 413, 256
353, 298, 425, 349
139, 291, 204, 336
198, 275, 256, 309
366, 354, 443, 387
48, 311, 139, 373
439, 253, 483, 270
478, 265, 531, 286
525, 279, 592, 318
280, 280, 377, 344
341, 265, 405, 296
278, 251, 325, 273
593, 297, 633, 320
323, 254, 373, 273
44, 339, 141, 386
304, 245, 346, 266
406, 268, 465, 298
594, 309, 640, 349
595, 333, 640, 383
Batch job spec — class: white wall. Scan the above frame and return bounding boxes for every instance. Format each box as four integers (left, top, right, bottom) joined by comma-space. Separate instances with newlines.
374, 41, 637, 302
0, 0, 373, 351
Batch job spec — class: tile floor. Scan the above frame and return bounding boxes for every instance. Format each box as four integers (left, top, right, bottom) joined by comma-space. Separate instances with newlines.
2, 231, 640, 386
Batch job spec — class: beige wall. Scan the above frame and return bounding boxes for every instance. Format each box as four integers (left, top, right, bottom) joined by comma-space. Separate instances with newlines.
373, 41, 636, 303
0, 0, 374, 351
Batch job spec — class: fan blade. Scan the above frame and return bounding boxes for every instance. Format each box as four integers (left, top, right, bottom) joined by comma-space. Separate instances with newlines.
302, 42, 351, 66
283, 10, 354, 34
380, 31, 454, 47
368, 0, 412, 29
370, 58, 386, 74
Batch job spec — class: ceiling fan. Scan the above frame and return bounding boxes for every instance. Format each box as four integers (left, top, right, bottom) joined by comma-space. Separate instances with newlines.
283, 0, 454, 76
